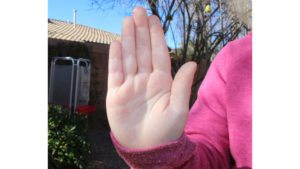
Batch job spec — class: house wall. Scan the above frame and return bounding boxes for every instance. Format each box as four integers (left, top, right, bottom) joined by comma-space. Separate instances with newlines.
86, 42, 110, 127
48, 38, 110, 128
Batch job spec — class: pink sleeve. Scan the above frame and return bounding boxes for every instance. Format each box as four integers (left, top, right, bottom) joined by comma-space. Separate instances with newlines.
111, 44, 232, 169
183, 43, 231, 168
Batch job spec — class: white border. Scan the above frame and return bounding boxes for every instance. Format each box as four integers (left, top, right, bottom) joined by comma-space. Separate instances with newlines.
254, 0, 300, 168
0, 0, 47, 168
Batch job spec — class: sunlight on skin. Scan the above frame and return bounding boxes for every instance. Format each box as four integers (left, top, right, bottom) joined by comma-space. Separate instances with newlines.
106, 6, 197, 149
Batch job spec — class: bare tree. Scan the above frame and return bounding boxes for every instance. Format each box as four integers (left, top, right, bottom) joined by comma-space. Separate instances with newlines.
91, 0, 250, 105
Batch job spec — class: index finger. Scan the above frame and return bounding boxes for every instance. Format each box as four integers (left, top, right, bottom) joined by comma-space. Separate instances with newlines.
148, 15, 171, 73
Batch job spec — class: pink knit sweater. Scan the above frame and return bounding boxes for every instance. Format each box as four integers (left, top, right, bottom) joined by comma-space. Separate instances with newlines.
111, 33, 252, 169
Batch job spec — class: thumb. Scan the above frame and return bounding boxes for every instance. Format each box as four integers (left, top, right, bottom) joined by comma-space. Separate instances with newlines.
169, 61, 197, 116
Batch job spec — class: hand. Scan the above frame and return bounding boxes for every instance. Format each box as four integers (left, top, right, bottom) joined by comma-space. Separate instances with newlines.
106, 7, 197, 149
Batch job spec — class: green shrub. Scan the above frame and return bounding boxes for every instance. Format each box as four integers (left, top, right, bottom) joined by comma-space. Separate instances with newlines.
48, 105, 91, 169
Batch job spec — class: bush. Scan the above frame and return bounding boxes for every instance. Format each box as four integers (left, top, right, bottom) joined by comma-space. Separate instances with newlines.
48, 105, 91, 169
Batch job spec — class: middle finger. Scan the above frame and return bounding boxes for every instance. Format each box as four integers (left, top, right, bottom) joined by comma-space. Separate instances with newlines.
133, 7, 152, 73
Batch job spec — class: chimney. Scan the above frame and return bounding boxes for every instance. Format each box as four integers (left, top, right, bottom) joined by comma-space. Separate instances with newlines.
73, 9, 77, 28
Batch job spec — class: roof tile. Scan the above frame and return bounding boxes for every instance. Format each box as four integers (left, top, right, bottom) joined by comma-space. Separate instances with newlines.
48, 19, 120, 44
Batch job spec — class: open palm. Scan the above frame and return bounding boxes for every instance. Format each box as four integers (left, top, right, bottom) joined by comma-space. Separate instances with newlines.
106, 7, 197, 149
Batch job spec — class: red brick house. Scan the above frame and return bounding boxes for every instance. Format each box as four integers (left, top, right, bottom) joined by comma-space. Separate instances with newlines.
48, 19, 120, 126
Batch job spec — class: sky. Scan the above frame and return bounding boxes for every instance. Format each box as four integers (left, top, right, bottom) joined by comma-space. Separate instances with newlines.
48, 0, 129, 35
48, 0, 178, 48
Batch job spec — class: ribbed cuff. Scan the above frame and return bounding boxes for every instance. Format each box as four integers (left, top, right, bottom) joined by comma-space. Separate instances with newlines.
110, 132, 196, 169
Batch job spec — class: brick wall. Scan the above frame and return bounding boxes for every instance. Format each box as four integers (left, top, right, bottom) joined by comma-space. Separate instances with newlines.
48, 39, 110, 127
86, 43, 109, 126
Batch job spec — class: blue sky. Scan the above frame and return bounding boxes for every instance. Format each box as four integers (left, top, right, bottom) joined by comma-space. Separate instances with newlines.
48, 0, 130, 35
48, 0, 178, 48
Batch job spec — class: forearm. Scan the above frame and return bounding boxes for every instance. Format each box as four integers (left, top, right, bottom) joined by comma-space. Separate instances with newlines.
111, 132, 230, 169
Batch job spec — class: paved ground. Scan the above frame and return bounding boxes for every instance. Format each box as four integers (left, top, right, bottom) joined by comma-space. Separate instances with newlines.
87, 115, 129, 169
